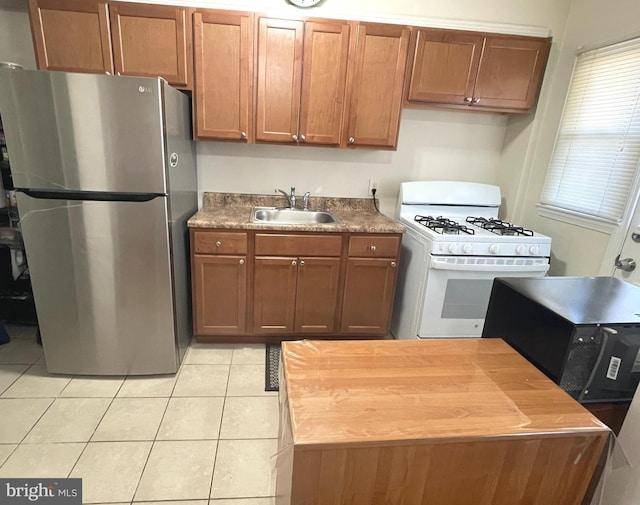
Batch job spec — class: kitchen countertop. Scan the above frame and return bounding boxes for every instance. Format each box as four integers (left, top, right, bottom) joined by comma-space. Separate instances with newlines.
187, 192, 405, 233
280, 338, 608, 445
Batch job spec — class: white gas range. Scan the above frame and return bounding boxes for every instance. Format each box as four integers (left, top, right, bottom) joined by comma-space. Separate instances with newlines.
391, 181, 551, 339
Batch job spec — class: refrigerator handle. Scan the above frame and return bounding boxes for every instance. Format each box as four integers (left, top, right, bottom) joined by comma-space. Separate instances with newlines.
18, 189, 164, 202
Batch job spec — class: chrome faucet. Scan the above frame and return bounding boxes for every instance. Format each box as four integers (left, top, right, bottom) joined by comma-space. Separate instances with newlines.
303, 192, 311, 210
275, 187, 296, 208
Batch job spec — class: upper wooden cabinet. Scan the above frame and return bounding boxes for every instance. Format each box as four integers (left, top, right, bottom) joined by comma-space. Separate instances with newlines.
299, 21, 351, 146
255, 17, 351, 146
473, 35, 551, 110
345, 23, 410, 149
28, 0, 193, 88
407, 28, 551, 112
28, 0, 113, 73
109, 2, 192, 88
255, 18, 304, 144
193, 10, 253, 141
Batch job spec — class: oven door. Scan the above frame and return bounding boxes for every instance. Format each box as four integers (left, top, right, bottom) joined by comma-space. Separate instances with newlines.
418, 255, 550, 338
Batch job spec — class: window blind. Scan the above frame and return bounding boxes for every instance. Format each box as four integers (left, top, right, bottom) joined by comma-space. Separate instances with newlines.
540, 37, 640, 224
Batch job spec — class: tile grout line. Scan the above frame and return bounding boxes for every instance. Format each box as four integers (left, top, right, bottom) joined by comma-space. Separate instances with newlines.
66, 376, 128, 480
206, 342, 237, 502
129, 343, 190, 503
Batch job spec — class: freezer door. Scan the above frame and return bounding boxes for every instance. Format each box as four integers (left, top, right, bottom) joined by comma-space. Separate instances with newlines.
0, 70, 166, 194
17, 193, 178, 375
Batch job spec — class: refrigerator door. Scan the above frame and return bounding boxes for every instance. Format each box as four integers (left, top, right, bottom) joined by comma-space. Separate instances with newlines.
17, 192, 178, 375
0, 70, 166, 194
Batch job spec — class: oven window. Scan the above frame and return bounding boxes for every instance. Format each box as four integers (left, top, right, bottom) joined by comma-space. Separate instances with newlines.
441, 279, 494, 319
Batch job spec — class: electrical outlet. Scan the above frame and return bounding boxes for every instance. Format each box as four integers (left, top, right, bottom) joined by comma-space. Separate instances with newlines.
368, 179, 379, 195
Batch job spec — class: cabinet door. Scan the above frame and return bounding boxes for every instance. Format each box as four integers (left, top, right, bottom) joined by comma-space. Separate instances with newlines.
253, 257, 298, 334
473, 35, 551, 110
28, 0, 113, 73
345, 23, 410, 149
194, 11, 253, 141
193, 254, 247, 335
341, 258, 398, 334
256, 18, 304, 143
298, 21, 350, 146
407, 28, 484, 105
295, 257, 341, 333
109, 2, 192, 88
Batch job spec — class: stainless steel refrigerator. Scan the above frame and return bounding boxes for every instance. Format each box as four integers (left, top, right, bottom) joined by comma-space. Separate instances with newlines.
0, 70, 196, 375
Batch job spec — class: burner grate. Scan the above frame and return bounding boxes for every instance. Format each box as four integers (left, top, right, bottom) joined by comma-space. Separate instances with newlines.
414, 215, 475, 235
466, 217, 534, 237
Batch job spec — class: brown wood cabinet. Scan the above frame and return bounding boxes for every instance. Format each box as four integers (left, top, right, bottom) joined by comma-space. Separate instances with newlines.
344, 23, 410, 149
407, 28, 551, 112
28, 0, 113, 73
253, 233, 342, 334
191, 231, 248, 335
191, 230, 401, 341
299, 21, 351, 146
340, 234, 400, 335
109, 2, 193, 88
255, 17, 351, 146
193, 10, 253, 141
255, 18, 304, 144
28, 0, 193, 88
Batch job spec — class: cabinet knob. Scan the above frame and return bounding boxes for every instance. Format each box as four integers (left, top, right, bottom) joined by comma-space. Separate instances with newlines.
464, 97, 473, 103
292, 260, 297, 266
300, 134, 306, 141
391, 261, 397, 268
292, 134, 298, 141
473, 98, 480, 103
241, 131, 247, 139
216, 241, 222, 247
239, 258, 245, 265
300, 260, 305, 266
348, 137, 355, 144
370, 245, 377, 252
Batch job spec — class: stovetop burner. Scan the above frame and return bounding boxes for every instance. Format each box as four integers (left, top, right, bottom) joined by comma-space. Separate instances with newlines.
414, 215, 475, 235
466, 217, 534, 237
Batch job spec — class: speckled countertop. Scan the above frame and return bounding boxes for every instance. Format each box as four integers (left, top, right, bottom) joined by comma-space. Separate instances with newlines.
188, 192, 405, 233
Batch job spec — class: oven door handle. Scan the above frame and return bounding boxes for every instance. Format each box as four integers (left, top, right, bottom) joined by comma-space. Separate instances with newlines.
430, 257, 550, 273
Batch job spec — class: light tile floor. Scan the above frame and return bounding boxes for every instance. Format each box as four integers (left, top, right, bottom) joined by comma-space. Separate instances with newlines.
0, 325, 278, 505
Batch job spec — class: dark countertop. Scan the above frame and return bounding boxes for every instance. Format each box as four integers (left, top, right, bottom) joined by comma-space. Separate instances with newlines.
187, 192, 405, 234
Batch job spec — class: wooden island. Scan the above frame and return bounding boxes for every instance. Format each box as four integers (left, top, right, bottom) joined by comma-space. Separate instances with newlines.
276, 339, 610, 505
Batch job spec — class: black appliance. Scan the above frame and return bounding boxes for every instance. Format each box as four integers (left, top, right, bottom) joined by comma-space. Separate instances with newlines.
482, 276, 640, 403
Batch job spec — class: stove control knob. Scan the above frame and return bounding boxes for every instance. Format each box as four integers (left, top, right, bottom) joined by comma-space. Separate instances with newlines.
515, 245, 526, 255
529, 245, 540, 255
462, 244, 473, 254
448, 243, 458, 254
489, 244, 500, 254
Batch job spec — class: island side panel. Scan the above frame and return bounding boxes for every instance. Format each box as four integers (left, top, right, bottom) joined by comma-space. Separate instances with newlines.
285, 433, 608, 505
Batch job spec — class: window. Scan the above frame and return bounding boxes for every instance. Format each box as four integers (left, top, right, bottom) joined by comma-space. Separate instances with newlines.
539, 37, 640, 231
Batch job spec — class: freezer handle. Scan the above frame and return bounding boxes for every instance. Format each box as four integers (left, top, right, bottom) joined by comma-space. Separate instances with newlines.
18, 189, 164, 202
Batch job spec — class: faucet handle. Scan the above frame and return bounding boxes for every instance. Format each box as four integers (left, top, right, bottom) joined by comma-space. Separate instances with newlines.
303, 192, 311, 210
291, 186, 296, 195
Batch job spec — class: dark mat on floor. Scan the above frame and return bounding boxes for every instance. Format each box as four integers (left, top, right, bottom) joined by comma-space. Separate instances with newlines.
265, 344, 280, 391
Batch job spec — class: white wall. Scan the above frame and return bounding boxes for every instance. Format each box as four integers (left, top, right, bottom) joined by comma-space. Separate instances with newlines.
0, 0, 36, 69
198, 110, 507, 215
504, 0, 640, 275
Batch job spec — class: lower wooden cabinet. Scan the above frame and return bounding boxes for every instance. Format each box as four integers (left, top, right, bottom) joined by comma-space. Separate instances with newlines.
253, 256, 341, 334
192, 254, 247, 335
191, 229, 401, 341
340, 258, 398, 334
253, 257, 298, 334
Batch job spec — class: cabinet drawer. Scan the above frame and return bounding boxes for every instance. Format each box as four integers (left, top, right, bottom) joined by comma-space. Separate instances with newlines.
348, 235, 400, 258
255, 234, 342, 257
193, 231, 247, 254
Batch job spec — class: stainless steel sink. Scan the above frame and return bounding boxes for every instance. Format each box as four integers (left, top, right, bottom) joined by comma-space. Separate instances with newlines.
250, 207, 339, 225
